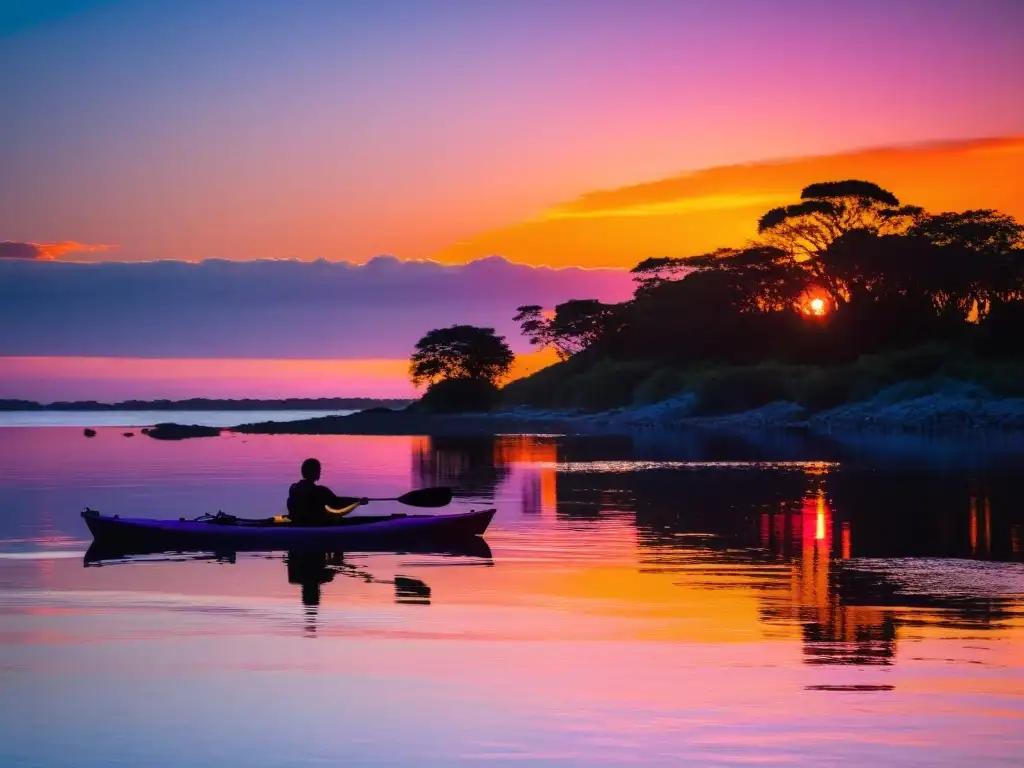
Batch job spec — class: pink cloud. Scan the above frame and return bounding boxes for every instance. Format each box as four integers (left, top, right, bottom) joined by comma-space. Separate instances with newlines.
0, 241, 116, 260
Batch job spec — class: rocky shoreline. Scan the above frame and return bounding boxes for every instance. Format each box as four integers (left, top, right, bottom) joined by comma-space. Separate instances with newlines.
140, 382, 1024, 440
523, 384, 1024, 434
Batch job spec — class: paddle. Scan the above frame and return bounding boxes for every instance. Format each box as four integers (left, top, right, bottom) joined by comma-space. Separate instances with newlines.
326, 560, 431, 604
362, 486, 453, 508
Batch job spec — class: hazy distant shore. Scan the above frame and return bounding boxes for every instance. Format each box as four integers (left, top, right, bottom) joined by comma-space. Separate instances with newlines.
0, 397, 412, 412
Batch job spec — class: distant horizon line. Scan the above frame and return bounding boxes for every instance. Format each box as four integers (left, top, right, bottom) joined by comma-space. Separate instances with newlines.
0, 395, 414, 411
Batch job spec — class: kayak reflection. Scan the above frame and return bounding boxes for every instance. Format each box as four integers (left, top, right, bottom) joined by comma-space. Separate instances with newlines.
82, 534, 493, 564
82, 537, 493, 635
285, 551, 433, 607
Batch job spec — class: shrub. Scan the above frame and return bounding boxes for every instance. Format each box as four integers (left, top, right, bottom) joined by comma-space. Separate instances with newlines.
632, 367, 691, 405
879, 343, 950, 380
690, 364, 799, 415
796, 368, 853, 412
417, 378, 500, 413
560, 359, 658, 411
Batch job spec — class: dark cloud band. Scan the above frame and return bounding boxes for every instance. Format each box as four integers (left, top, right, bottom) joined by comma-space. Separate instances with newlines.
0, 256, 633, 358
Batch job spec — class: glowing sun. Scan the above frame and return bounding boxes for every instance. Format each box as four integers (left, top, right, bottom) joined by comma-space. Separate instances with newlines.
810, 297, 826, 315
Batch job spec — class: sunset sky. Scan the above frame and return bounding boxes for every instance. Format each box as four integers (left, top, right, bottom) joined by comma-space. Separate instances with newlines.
2, 0, 1023, 400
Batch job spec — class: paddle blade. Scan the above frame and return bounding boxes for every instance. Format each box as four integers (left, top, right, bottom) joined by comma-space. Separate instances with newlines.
395, 486, 452, 507
394, 575, 431, 605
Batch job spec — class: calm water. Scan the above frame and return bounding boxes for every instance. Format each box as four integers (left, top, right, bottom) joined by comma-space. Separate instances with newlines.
0, 409, 356, 428
1, 427, 1023, 766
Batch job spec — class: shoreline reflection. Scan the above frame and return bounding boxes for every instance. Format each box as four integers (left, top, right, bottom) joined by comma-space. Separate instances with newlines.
4, 429, 1023, 663
448, 434, 1024, 667
3, 427, 1024, 765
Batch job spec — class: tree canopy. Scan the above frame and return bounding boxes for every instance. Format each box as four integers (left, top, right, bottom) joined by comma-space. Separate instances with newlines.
908, 210, 1024, 254
630, 256, 695, 295
515, 299, 623, 360
757, 179, 922, 258
509, 179, 1024, 370
409, 325, 515, 387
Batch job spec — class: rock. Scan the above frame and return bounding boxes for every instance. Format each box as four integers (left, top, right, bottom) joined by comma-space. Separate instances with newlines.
123, 432, 134, 437
809, 384, 1024, 433
679, 401, 808, 430
83, 428, 97, 438
143, 423, 221, 440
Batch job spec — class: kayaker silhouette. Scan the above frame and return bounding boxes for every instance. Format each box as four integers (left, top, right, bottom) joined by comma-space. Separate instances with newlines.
286, 549, 338, 636
284, 551, 433, 636
287, 458, 367, 525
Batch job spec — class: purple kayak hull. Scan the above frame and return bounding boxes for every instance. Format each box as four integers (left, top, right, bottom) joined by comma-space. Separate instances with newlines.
82, 508, 495, 552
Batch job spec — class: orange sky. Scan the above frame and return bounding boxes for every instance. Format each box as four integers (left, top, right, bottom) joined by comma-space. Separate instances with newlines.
434, 136, 1024, 268
3, 136, 1023, 400
5, 2, 1024, 270
0, 351, 560, 401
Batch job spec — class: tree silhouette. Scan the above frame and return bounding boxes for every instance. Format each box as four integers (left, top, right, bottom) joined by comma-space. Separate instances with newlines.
504, 179, 1024, 382
908, 210, 1024, 254
513, 305, 555, 351
550, 299, 622, 358
515, 299, 623, 359
758, 180, 921, 258
630, 255, 695, 295
409, 325, 514, 387
686, 246, 808, 313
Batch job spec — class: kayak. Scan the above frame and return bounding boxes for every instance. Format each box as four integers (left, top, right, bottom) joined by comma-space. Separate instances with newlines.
83, 534, 493, 565
81, 507, 495, 553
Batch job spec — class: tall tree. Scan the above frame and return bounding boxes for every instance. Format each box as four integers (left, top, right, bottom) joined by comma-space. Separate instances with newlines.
685, 246, 807, 313
908, 210, 1024, 254
513, 305, 555, 351
630, 255, 696, 295
515, 300, 622, 359
816, 231, 1014, 321
757, 180, 921, 258
549, 299, 622, 357
409, 325, 514, 387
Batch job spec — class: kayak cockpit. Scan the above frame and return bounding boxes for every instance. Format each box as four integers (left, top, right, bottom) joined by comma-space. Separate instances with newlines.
194, 510, 413, 528
83, 507, 417, 529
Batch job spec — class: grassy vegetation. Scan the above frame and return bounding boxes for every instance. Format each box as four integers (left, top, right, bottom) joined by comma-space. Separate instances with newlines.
499, 344, 1024, 416
500, 352, 658, 411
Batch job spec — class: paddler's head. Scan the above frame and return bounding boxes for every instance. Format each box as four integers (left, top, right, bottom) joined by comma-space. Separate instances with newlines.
301, 458, 321, 482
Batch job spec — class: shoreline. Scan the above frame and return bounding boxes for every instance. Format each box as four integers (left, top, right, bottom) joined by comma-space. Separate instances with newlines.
137, 387, 1024, 440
